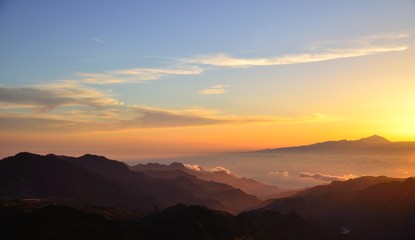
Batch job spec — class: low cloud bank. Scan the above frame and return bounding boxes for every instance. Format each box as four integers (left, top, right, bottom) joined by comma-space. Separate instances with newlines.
299, 172, 357, 181
184, 164, 232, 175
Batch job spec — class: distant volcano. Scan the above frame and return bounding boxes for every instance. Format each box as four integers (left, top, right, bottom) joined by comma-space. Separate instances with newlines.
256, 135, 415, 155
355, 135, 390, 144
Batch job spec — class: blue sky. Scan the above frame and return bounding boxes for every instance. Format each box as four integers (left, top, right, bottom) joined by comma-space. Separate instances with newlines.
2, 0, 413, 84
1, 1, 415, 158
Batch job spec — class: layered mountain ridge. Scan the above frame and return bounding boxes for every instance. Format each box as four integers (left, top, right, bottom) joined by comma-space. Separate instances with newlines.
0, 152, 259, 213
131, 161, 284, 199
2, 151, 415, 239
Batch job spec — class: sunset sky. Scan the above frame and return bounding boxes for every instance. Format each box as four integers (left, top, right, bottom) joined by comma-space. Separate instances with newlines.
1, 1, 415, 160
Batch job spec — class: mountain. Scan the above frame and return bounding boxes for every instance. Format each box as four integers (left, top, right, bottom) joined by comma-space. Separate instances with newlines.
131, 162, 284, 199
264, 176, 415, 240
126, 168, 259, 213
52, 153, 203, 208
0, 152, 259, 213
0, 201, 144, 240
0, 152, 155, 210
0, 201, 342, 240
62, 154, 260, 213
257, 135, 415, 154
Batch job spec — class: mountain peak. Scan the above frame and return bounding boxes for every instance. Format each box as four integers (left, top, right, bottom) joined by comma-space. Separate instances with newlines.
168, 162, 189, 171
357, 135, 390, 143
79, 154, 109, 160
14, 152, 43, 159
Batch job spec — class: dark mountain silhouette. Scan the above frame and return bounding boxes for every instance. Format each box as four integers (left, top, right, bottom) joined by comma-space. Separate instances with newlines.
0, 201, 342, 240
265, 176, 415, 239
127, 169, 259, 213
52, 154, 203, 208
132, 162, 284, 199
0, 201, 146, 240
4, 152, 415, 239
256, 135, 415, 154
0, 152, 155, 210
61, 153, 259, 213
297, 175, 404, 197
0, 152, 259, 213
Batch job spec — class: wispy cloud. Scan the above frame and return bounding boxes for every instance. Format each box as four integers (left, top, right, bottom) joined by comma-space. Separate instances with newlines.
269, 171, 289, 177
361, 33, 409, 40
210, 166, 232, 174
199, 84, 230, 95
0, 84, 122, 112
184, 164, 203, 171
185, 46, 407, 68
184, 164, 232, 175
0, 83, 272, 131
77, 66, 203, 85
93, 38, 104, 43
71, 33, 410, 85
0, 82, 343, 132
184, 34, 409, 68
128, 105, 232, 128
299, 172, 357, 181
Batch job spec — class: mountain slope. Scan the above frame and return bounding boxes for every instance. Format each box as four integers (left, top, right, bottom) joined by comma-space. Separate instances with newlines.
0, 202, 342, 240
0, 152, 155, 210
1, 152, 259, 213
265, 176, 415, 240
130, 169, 259, 213
257, 135, 415, 154
63, 154, 260, 212
54, 154, 204, 208
131, 162, 284, 199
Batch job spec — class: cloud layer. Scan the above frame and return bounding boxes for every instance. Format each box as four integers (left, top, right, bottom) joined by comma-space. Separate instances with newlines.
70, 33, 410, 85
299, 172, 357, 181
199, 85, 230, 95
184, 164, 232, 175
184, 33, 408, 68
185, 45, 407, 68
0, 83, 268, 132
210, 166, 232, 174
0, 84, 122, 112
77, 66, 203, 85
0, 33, 408, 133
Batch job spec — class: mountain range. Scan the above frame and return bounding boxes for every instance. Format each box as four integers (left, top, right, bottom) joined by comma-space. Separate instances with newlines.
265, 176, 415, 240
256, 135, 415, 154
131, 162, 284, 199
0, 201, 343, 240
0, 152, 262, 213
2, 150, 415, 239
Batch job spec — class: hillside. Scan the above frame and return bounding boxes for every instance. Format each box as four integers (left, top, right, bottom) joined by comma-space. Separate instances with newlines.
265, 176, 415, 239
0, 153, 259, 213
131, 162, 284, 199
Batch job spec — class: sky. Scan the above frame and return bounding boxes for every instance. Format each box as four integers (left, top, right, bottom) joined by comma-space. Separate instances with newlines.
1, 0, 415, 160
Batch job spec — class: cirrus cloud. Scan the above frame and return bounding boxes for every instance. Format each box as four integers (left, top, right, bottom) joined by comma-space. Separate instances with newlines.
77, 66, 204, 85
185, 45, 407, 68
184, 33, 409, 68
199, 85, 230, 95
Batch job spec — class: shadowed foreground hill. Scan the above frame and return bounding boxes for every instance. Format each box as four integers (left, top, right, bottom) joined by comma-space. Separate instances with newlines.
265, 176, 415, 240
0, 201, 342, 240
128, 168, 260, 211
59, 153, 259, 213
0, 152, 259, 213
0, 152, 155, 210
